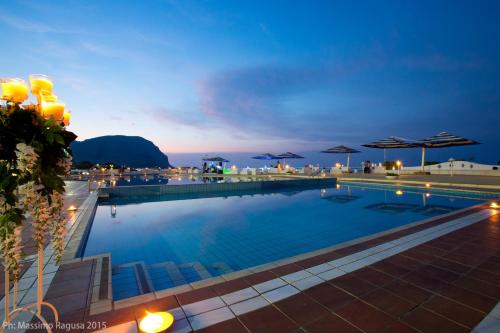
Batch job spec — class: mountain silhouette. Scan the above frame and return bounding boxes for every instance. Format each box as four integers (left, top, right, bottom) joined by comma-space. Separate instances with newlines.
71, 135, 172, 168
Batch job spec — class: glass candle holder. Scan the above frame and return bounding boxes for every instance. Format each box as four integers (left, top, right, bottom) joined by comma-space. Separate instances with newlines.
1, 78, 29, 104
41, 100, 65, 121
29, 74, 53, 96
63, 110, 71, 126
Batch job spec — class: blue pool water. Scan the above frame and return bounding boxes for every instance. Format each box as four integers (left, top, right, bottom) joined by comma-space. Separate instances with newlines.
83, 184, 483, 300
104, 175, 230, 187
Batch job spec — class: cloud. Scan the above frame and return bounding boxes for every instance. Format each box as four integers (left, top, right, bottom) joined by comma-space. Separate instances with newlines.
80, 42, 121, 58
196, 64, 358, 142
0, 13, 87, 35
145, 106, 210, 129
0, 13, 54, 33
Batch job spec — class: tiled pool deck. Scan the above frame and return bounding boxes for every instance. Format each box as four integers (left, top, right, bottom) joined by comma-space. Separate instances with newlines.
4, 180, 499, 333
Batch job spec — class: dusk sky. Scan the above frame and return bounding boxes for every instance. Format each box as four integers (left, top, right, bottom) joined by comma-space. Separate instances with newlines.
1, 0, 499, 164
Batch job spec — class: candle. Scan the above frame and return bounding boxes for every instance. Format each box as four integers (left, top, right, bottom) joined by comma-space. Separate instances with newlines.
29, 74, 53, 96
41, 101, 65, 121
63, 110, 71, 126
40, 92, 57, 103
1, 78, 29, 103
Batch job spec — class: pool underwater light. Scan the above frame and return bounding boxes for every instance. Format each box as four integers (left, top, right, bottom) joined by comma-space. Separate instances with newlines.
139, 311, 174, 333
395, 190, 404, 196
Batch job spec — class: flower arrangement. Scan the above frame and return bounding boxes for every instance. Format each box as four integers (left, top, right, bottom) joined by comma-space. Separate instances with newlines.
0, 102, 76, 291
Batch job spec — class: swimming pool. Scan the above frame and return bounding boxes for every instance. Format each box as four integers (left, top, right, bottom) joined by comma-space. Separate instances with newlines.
83, 183, 484, 300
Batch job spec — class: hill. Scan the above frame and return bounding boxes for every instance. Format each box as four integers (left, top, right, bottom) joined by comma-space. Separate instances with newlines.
71, 135, 172, 168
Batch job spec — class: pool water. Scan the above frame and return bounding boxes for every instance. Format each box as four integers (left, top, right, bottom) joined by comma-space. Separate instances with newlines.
83, 184, 482, 300
105, 175, 228, 187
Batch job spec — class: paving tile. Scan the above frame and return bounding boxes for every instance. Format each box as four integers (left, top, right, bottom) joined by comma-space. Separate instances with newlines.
402, 307, 469, 333
221, 287, 259, 305
439, 284, 498, 313
386, 255, 424, 271
352, 267, 395, 287
292, 275, 324, 291
317, 268, 345, 281
85, 305, 142, 329
252, 278, 287, 294
330, 275, 378, 297
371, 260, 412, 278
423, 295, 486, 328
238, 304, 297, 333
274, 293, 329, 326
381, 321, 420, 333
473, 316, 500, 333
304, 283, 355, 311
362, 288, 416, 318
281, 270, 312, 284
466, 269, 500, 287
303, 313, 362, 333
338, 259, 370, 273
188, 306, 235, 331
169, 318, 192, 333
195, 318, 248, 333
43, 290, 89, 316
444, 251, 486, 267
402, 271, 452, 293
182, 297, 226, 317
488, 302, 500, 320
335, 299, 395, 333
271, 263, 302, 276
430, 257, 472, 274
262, 285, 299, 303
383, 280, 433, 305
142, 295, 180, 313
305, 263, 333, 275
243, 271, 277, 285
212, 278, 250, 296
229, 296, 270, 316
453, 277, 500, 299
177, 287, 218, 305
417, 265, 461, 283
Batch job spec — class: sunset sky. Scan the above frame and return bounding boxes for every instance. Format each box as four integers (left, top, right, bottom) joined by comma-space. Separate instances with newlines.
1, 0, 499, 164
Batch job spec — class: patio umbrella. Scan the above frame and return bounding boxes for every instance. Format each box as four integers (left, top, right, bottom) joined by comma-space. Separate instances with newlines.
202, 156, 229, 162
417, 131, 480, 172
276, 152, 304, 166
321, 145, 360, 171
362, 136, 420, 162
252, 153, 281, 160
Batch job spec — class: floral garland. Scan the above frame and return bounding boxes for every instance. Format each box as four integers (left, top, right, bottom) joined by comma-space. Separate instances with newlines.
0, 226, 22, 281
0, 143, 40, 281
0, 104, 76, 284
49, 191, 66, 263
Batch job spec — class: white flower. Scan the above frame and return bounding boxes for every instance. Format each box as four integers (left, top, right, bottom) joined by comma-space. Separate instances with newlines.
15, 143, 38, 173
0, 226, 23, 281
57, 155, 73, 174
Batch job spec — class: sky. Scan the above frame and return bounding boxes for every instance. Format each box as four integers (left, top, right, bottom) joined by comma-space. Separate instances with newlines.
1, 0, 499, 166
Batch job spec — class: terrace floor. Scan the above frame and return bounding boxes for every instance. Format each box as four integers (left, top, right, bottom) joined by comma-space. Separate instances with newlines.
0, 181, 91, 301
